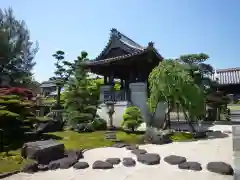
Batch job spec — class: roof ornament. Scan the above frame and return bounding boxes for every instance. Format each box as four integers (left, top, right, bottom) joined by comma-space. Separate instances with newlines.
148, 41, 154, 47
110, 28, 121, 38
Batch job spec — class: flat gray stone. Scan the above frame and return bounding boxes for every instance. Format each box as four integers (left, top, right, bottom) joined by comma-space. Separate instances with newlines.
131, 149, 147, 155
73, 162, 89, 169
92, 160, 113, 169
106, 158, 121, 165
178, 161, 202, 171
126, 145, 139, 150
122, 158, 136, 167
207, 162, 234, 175
112, 143, 128, 148
137, 153, 160, 165
164, 155, 187, 165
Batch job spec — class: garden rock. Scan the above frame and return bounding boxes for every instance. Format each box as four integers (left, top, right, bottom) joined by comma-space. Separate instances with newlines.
126, 145, 138, 150
48, 161, 60, 170
131, 149, 147, 155
112, 143, 128, 148
48, 157, 78, 170
21, 161, 38, 173
106, 158, 121, 165
193, 131, 206, 139
207, 162, 234, 175
178, 161, 202, 171
38, 164, 48, 171
36, 120, 63, 134
65, 149, 83, 160
164, 155, 187, 165
92, 160, 113, 169
122, 158, 136, 167
73, 162, 89, 169
137, 153, 160, 165
21, 140, 65, 165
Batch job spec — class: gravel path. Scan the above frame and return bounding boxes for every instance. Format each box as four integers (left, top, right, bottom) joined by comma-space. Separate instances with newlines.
4, 125, 233, 180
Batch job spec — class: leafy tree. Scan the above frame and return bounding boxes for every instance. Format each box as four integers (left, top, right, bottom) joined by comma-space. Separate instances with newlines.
51, 50, 74, 108
64, 51, 99, 131
0, 8, 39, 87
178, 53, 214, 94
148, 60, 205, 131
121, 106, 144, 132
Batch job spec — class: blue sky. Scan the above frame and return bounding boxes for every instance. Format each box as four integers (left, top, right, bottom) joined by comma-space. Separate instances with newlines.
1, 0, 240, 82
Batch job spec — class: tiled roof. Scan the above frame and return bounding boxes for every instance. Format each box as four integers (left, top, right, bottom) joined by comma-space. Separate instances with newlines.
85, 28, 163, 66
213, 67, 240, 85
40, 80, 56, 88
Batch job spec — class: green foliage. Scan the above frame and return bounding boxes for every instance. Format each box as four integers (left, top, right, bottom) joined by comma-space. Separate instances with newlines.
0, 8, 38, 87
91, 117, 107, 130
0, 94, 35, 146
148, 60, 205, 126
50, 50, 75, 107
64, 51, 99, 129
121, 106, 144, 131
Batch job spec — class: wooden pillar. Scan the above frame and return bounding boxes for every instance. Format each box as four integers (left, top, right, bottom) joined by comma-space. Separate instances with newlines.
104, 76, 108, 84
120, 79, 124, 90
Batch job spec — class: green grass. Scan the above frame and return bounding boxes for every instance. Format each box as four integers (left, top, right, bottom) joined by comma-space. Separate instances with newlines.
0, 130, 143, 173
170, 132, 194, 141
0, 151, 31, 173
48, 130, 143, 150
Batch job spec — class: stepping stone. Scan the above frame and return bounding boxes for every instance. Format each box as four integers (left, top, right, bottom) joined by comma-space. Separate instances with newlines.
92, 160, 113, 169
164, 155, 186, 165
112, 143, 128, 148
73, 162, 89, 169
126, 145, 139, 150
178, 161, 202, 171
207, 162, 234, 175
131, 149, 147, 155
122, 158, 136, 167
137, 153, 160, 165
106, 158, 121, 165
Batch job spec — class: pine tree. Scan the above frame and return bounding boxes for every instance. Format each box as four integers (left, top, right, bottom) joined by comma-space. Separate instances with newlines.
64, 51, 99, 131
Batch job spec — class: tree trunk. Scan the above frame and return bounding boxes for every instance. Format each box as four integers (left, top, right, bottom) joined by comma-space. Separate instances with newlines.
162, 102, 172, 130
183, 111, 196, 132
56, 86, 61, 107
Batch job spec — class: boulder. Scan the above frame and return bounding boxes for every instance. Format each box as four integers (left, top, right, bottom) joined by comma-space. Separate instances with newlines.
193, 131, 207, 139
48, 161, 60, 170
125, 145, 139, 150
21, 140, 65, 165
73, 162, 89, 169
65, 149, 83, 160
207, 162, 234, 175
38, 164, 48, 171
122, 158, 136, 167
21, 161, 38, 173
178, 161, 202, 171
164, 155, 187, 165
92, 160, 114, 169
131, 149, 147, 156
137, 153, 160, 165
144, 128, 173, 145
106, 158, 121, 165
36, 120, 63, 134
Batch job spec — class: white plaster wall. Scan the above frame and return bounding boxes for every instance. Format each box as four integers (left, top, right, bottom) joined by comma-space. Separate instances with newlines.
97, 101, 128, 127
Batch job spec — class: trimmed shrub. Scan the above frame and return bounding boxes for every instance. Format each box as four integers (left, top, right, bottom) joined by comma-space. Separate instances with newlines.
121, 106, 144, 132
